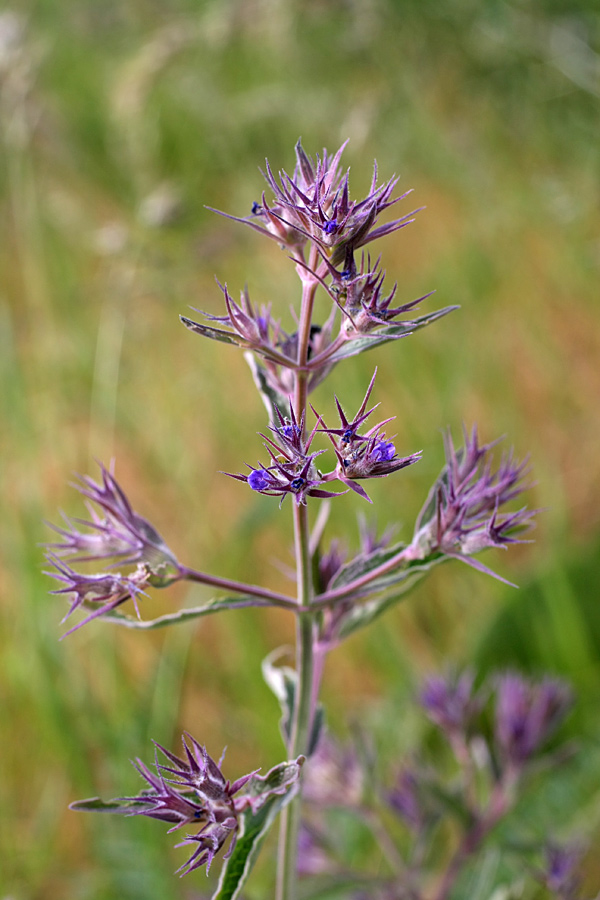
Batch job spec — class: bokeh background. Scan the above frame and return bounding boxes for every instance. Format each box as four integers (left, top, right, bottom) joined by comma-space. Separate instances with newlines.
1, 0, 599, 897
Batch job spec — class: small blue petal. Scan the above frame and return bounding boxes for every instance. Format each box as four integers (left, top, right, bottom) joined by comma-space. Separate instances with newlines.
248, 469, 271, 491
372, 440, 396, 462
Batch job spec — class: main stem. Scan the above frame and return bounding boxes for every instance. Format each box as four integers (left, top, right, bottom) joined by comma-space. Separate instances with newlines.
276, 256, 319, 900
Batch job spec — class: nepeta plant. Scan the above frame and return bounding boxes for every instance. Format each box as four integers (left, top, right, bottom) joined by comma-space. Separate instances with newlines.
46, 142, 585, 899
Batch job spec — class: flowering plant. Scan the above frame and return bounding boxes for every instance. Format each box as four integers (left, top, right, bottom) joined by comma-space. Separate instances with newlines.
46, 142, 587, 899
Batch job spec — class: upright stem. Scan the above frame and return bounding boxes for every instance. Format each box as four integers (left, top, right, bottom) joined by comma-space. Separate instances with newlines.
276, 255, 319, 900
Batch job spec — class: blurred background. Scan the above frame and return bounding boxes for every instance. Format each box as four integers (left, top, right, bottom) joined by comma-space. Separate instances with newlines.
1, 0, 599, 897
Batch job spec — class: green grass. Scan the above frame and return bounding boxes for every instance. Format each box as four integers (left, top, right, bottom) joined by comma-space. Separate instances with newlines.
2, 0, 600, 896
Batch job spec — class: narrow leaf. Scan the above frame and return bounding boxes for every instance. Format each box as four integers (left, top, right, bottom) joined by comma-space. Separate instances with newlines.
180, 315, 246, 347
102, 595, 270, 630
212, 786, 298, 900
244, 353, 290, 421
69, 797, 139, 814
325, 305, 458, 364
337, 562, 441, 639
262, 648, 296, 744
329, 542, 407, 591
262, 649, 325, 754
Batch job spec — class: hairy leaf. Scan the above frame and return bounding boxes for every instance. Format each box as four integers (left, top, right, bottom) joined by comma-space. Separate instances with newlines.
102, 595, 270, 630
244, 352, 290, 421
262, 649, 325, 754
212, 783, 300, 900
325, 306, 458, 364
337, 561, 443, 639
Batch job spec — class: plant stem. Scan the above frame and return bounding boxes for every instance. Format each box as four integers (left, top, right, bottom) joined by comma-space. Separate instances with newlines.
276, 252, 320, 900
178, 565, 296, 609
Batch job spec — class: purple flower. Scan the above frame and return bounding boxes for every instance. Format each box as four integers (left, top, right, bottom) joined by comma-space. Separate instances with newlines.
45, 554, 150, 637
544, 844, 583, 899
302, 735, 364, 808
420, 670, 478, 735
320, 370, 421, 501
230, 452, 344, 507
47, 462, 177, 570
215, 141, 419, 262
78, 733, 302, 877
412, 426, 535, 583
229, 406, 346, 506
45, 463, 179, 634
386, 768, 424, 831
494, 673, 572, 768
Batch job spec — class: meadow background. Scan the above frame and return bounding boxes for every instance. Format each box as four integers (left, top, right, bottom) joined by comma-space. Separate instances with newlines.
1, 0, 599, 897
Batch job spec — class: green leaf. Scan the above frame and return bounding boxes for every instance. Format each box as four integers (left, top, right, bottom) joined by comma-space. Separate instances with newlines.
262, 649, 325, 754
212, 782, 299, 900
181, 316, 293, 367
243, 757, 305, 806
180, 315, 246, 347
329, 542, 407, 593
262, 648, 296, 744
244, 352, 290, 421
102, 595, 269, 630
337, 560, 443, 639
325, 306, 458, 363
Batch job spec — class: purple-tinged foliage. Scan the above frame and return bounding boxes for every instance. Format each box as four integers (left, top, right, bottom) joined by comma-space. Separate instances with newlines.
494, 673, 572, 769
316, 538, 348, 593
321, 252, 435, 337
412, 426, 535, 582
420, 670, 479, 736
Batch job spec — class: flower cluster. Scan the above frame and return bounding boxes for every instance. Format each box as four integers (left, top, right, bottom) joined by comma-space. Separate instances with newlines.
494, 673, 573, 769
320, 369, 422, 502
229, 140, 418, 262
45, 464, 179, 634
421, 670, 573, 779
298, 672, 578, 899
228, 406, 344, 506
50, 141, 578, 899
74, 732, 302, 876
412, 426, 535, 582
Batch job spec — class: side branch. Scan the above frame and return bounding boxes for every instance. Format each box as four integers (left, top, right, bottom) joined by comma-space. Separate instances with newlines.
178, 565, 297, 610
